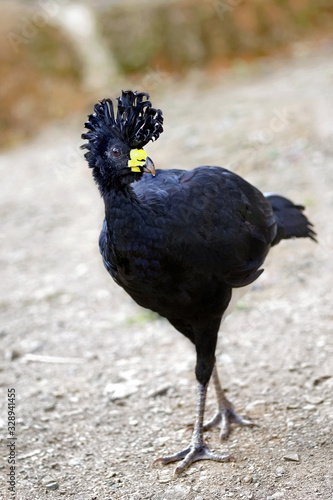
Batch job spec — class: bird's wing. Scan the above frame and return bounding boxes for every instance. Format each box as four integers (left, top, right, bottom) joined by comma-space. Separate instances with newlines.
132, 166, 276, 288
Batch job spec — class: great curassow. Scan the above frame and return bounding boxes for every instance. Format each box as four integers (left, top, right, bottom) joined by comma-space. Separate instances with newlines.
81, 91, 316, 475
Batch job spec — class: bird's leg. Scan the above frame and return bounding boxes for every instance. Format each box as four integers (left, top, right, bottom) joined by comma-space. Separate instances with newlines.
155, 381, 234, 475
203, 365, 256, 440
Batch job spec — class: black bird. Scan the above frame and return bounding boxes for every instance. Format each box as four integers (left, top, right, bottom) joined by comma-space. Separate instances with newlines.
81, 91, 316, 474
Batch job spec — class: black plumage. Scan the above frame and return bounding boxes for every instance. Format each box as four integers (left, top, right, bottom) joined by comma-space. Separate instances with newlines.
82, 91, 316, 474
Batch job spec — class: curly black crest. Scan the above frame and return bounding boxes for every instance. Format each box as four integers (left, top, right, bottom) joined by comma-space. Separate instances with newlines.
81, 91, 164, 158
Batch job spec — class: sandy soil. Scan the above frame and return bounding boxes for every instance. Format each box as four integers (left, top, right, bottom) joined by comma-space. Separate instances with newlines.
1, 43, 332, 499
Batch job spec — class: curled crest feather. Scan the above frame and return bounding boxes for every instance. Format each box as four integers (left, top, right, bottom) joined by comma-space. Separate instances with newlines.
81, 91, 164, 164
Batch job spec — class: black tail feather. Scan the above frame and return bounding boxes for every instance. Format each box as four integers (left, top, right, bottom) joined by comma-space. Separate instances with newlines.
266, 195, 317, 246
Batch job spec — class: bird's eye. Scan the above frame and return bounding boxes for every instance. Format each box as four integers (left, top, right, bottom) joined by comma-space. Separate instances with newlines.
111, 147, 121, 157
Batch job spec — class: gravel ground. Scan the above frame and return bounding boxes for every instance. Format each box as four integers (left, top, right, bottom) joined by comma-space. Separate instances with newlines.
1, 43, 332, 499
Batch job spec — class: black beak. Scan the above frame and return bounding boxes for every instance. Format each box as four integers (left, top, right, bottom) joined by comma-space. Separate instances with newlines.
142, 157, 155, 176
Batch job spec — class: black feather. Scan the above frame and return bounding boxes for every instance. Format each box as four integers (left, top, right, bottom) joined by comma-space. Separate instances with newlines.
266, 194, 317, 245
82, 90, 317, 473
81, 91, 163, 160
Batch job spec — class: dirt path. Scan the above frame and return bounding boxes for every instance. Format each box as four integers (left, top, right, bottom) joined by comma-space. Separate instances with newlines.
1, 43, 332, 499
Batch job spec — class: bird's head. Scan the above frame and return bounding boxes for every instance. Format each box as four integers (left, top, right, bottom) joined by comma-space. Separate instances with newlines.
81, 90, 163, 193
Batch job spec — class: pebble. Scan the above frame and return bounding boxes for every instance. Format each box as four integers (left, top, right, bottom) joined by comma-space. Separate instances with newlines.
305, 395, 324, 405
304, 404, 317, 411
106, 471, 117, 479
44, 402, 56, 412
68, 457, 82, 466
158, 470, 172, 483
243, 476, 253, 484
163, 484, 192, 498
141, 446, 155, 454
283, 453, 300, 462
104, 381, 140, 400
18, 449, 41, 460
267, 492, 284, 500
245, 399, 266, 415
148, 384, 171, 398
7, 349, 21, 361
276, 466, 286, 475
45, 481, 59, 491
313, 375, 331, 386
286, 403, 299, 410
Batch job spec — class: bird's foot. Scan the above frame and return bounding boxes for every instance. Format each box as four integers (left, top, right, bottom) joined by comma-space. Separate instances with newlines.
154, 443, 234, 475
204, 403, 257, 440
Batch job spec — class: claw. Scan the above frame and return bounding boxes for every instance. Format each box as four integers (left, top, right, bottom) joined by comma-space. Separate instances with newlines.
155, 444, 234, 475
205, 365, 258, 439
154, 381, 235, 474
204, 407, 257, 440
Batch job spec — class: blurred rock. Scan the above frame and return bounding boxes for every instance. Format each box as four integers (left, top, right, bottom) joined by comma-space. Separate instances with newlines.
245, 399, 267, 415
0, 1, 89, 149
45, 480, 59, 491
96, 0, 333, 74
283, 453, 300, 462
104, 380, 142, 400
1, 0, 332, 150
52, 3, 115, 92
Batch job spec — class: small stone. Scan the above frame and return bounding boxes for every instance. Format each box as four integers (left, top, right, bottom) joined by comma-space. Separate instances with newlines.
304, 404, 317, 411
243, 476, 253, 484
44, 402, 56, 412
313, 375, 331, 386
245, 399, 266, 415
45, 481, 59, 491
106, 471, 117, 479
305, 395, 324, 405
158, 470, 172, 483
18, 449, 41, 460
276, 466, 286, 475
163, 485, 191, 497
267, 492, 284, 500
148, 384, 171, 398
141, 446, 155, 454
104, 382, 139, 400
286, 403, 299, 410
283, 453, 300, 462
8, 349, 21, 361
68, 457, 82, 466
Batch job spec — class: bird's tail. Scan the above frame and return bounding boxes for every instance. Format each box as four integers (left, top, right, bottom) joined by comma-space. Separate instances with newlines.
265, 194, 317, 246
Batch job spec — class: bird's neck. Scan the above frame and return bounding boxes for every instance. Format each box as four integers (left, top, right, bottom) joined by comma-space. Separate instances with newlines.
93, 167, 142, 197
103, 185, 143, 231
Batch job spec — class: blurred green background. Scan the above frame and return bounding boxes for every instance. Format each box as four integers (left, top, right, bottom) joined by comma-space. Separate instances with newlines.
1, 0, 332, 149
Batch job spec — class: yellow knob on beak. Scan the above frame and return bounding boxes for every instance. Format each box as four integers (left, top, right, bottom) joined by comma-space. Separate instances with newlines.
128, 149, 155, 176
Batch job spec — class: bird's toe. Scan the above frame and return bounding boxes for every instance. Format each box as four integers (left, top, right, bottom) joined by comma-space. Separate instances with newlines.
154, 443, 234, 475
204, 407, 257, 440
